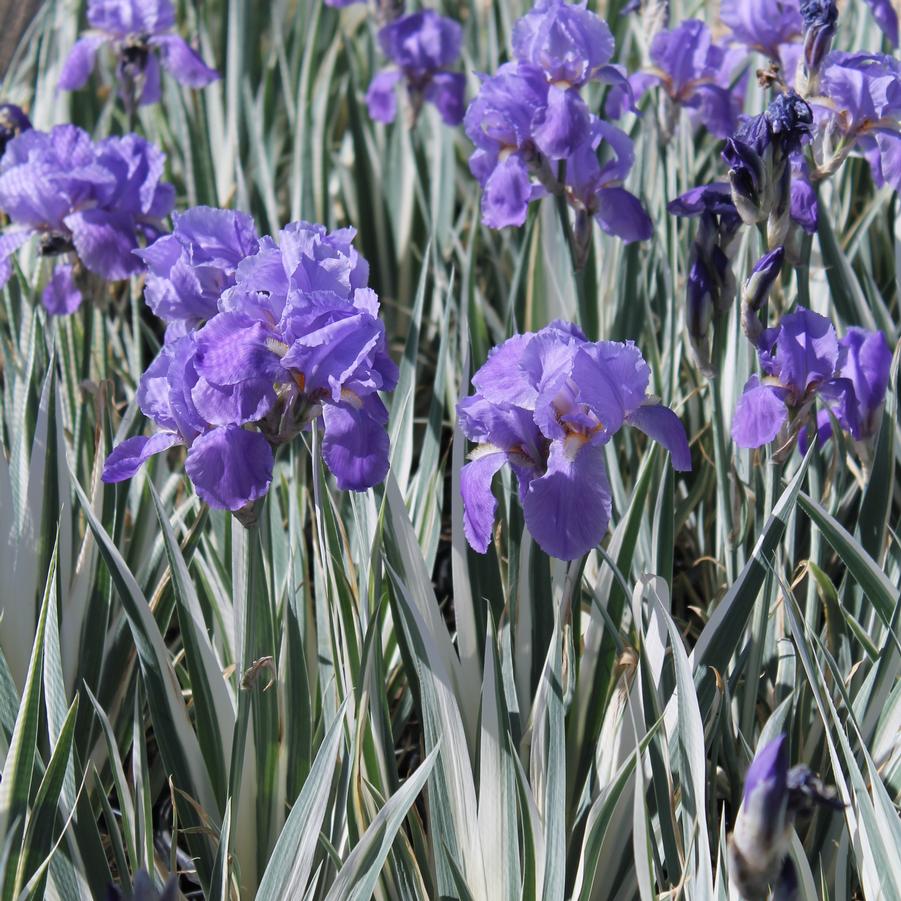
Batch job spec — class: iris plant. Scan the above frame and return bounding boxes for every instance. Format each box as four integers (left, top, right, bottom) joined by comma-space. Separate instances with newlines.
0, 124, 173, 315
457, 321, 690, 561
104, 218, 398, 512
59, 0, 218, 107
731, 307, 891, 454
464, 0, 651, 254
367, 11, 466, 125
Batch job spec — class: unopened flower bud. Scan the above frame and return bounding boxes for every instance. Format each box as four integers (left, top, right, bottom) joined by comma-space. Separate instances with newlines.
687, 256, 716, 375
800, 0, 838, 82
742, 246, 784, 341
729, 734, 842, 901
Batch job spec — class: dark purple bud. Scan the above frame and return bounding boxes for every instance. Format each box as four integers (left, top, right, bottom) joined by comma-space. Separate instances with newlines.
764, 91, 813, 158
800, 0, 838, 76
742, 246, 784, 341
723, 137, 767, 224
786, 765, 844, 813
744, 246, 784, 311
687, 256, 716, 374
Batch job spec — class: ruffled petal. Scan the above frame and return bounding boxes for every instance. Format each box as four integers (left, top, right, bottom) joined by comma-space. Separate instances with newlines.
40, 264, 83, 316
320, 395, 390, 491
184, 425, 273, 510
521, 439, 612, 560
366, 70, 403, 124
63, 209, 140, 281
58, 35, 108, 91
425, 71, 466, 125
481, 153, 532, 229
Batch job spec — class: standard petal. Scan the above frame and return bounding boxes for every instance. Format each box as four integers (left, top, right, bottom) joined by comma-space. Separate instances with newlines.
184, 425, 273, 510
40, 264, 83, 316
521, 439, 612, 560
193, 312, 281, 386
773, 307, 838, 393
366, 70, 403, 124
151, 34, 219, 87
58, 35, 107, 91
626, 402, 692, 471
321, 396, 390, 491
532, 85, 591, 160
593, 187, 653, 243
460, 451, 507, 553
102, 431, 181, 483
731, 375, 789, 448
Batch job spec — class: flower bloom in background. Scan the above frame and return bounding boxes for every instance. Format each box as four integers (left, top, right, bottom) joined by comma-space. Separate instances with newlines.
720, 0, 802, 61
0, 124, 173, 315
464, 0, 651, 251
815, 52, 901, 191
729, 734, 842, 900
863, 0, 899, 47
104, 218, 398, 511
606, 19, 743, 138
731, 307, 891, 454
137, 205, 260, 337
0, 104, 31, 157
457, 321, 691, 560
59, 0, 219, 107
366, 11, 466, 126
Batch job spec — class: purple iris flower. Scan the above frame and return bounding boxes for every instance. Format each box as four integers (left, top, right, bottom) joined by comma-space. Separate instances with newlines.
730, 734, 841, 900
366, 11, 466, 126
104, 219, 398, 509
59, 0, 219, 107
457, 321, 691, 560
731, 307, 890, 453
0, 125, 173, 315
605, 20, 743, 138
720, 0, 803, 61
463, 1, 650, 249
863, 0, 899, 47
817, 53, 901, 192
0, 104, 30, 158
136, 206, 260, 337
464, 62, 559, 229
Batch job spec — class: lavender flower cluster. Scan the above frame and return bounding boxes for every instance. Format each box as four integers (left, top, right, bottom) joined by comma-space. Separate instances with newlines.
103, 212, 398, 513
0, 124, 173, 315
0, 0, 892, 578
464, 0, 652, 250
